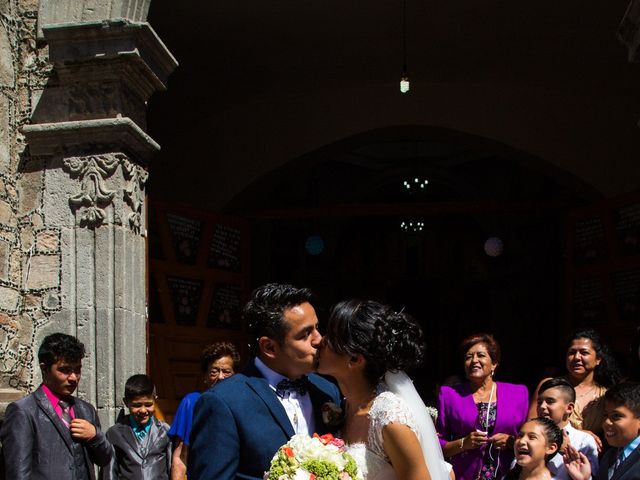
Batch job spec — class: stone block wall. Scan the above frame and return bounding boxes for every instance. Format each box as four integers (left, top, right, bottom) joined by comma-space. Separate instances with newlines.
0, 0, 55, 400
0, 0, 175, 424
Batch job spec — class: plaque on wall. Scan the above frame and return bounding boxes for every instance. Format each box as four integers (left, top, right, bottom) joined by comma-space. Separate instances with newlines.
573, 277, 606, 325
167, 213, 203, 265
167, 276, 203, 326
611, 269, 640, 323
574, 217, 608, 266
614, 203, 640, 257
207, 283, 242, 329
208, 224, 242, 271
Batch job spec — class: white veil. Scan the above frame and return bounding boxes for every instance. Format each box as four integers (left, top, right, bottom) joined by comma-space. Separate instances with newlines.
384, 370, 451, 480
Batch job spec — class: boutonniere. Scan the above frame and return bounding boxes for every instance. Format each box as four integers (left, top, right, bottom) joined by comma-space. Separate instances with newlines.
321, 401, 344, 427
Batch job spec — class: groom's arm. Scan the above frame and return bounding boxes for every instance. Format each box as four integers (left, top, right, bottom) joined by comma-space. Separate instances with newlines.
188, 391, 239, 480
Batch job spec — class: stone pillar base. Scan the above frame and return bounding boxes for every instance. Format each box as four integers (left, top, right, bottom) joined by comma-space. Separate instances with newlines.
0, 388, 25, 419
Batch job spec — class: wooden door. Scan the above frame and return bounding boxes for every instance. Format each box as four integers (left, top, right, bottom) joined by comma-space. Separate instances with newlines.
147, 200, 251, 421
564, 191, 640, 364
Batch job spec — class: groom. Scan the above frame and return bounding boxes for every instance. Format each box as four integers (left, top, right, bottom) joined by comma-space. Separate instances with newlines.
188, 283, 341, 480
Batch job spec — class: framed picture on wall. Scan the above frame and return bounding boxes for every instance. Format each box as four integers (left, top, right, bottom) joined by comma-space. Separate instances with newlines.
207, 283, 242, 329
167, 213, 203, 265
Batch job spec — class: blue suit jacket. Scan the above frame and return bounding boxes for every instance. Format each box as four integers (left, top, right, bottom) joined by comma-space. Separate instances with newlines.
188, 362, 341, 480
595, 444, 640, 480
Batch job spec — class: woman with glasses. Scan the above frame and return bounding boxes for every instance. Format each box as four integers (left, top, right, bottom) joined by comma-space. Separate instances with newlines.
169, 341, 240, 480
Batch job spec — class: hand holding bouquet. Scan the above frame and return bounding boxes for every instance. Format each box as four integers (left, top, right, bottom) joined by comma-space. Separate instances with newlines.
265, 433, 361, 480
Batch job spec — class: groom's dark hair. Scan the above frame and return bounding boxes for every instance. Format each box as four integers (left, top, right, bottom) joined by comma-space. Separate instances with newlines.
244, 283, 314, 354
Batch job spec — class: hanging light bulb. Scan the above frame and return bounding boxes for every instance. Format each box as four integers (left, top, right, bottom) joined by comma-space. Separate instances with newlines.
400, 75, 410, 93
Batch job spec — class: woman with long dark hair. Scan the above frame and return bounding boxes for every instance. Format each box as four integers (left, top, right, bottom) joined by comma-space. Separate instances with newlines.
317, 299, 451, 480
528, 329, 622, 445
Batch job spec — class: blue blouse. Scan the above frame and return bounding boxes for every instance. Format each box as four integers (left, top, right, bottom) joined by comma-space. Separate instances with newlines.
168, 391, 201, 446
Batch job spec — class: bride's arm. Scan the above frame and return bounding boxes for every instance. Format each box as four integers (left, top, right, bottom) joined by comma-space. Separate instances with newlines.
383, 423, 431, 480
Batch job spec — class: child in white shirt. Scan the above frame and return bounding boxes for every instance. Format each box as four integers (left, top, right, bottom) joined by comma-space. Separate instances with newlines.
536, 377, 599, 480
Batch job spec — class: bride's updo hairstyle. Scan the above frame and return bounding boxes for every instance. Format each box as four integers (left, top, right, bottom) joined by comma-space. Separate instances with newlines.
325, 299, 425, 385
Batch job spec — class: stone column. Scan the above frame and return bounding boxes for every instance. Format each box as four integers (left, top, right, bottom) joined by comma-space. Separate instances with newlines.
0, 0, 176, 426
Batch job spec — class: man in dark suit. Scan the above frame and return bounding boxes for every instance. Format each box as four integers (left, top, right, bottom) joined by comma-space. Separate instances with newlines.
0, 333, 112, 479
188, 283, 341, 480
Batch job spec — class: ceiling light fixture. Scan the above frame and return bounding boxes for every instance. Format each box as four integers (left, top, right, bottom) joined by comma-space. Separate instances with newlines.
402, 177, 429, 193
401, 221, 424, 233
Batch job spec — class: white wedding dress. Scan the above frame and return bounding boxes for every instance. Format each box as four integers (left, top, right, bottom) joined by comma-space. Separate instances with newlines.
345, 374, 450, 480
345, 389, 412, 480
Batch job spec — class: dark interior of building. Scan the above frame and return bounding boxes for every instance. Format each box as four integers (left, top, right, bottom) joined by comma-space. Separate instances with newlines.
142, 0, 640, 411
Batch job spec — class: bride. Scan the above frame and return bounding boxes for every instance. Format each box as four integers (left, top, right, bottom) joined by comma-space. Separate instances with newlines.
317, 300, 452, 480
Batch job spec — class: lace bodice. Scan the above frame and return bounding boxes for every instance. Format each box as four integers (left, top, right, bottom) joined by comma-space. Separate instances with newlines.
368, 390, 418, 459
345, 387, 419, 480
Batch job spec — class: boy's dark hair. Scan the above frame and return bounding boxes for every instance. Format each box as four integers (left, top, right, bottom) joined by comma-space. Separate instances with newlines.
124, 374, 156, 401
604, 381, 640, 417
200, 342, 241, 373
243, 283, 314, 354
38, 333, 85, 369
538, 377, 576, 403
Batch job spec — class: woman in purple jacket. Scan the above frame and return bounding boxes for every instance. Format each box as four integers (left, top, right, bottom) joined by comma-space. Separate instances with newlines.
437, 333, 529, 480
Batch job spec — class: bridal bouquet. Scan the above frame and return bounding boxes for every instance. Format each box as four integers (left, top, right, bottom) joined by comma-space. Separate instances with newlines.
264, 433, 361, 480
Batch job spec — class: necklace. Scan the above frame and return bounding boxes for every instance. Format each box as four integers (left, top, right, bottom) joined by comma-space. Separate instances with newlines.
473, 381, 496, 403
576, 385, 597, 398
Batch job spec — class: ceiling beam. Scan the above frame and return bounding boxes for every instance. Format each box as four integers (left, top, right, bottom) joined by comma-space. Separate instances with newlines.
240, 200, 575, 220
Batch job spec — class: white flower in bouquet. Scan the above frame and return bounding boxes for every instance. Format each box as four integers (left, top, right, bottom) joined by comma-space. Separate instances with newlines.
293, 470, 313, 480
265, 433, 361, 480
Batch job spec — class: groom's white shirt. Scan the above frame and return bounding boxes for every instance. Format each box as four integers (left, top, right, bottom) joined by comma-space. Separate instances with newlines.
254, 357, 315, 436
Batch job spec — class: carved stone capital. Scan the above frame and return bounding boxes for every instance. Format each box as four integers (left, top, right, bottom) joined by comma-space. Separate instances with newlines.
122, 160, 148, 234
63, 154, 120, 228
60, 152, 148, 231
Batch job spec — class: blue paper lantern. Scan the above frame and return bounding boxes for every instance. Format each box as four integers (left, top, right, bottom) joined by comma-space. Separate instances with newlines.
305, 235, 325, 255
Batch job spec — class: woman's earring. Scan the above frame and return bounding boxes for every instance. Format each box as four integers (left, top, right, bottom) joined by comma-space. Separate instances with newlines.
491, 369, 495, 376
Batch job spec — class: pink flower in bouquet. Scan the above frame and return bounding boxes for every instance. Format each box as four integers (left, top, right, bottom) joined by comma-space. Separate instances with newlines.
313, 433, 344, 449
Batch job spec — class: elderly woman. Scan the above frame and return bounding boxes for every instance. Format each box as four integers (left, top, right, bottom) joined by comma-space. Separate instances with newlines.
169, 341, 240, 480
528, 328, 621, 447
436, 333, 529, 480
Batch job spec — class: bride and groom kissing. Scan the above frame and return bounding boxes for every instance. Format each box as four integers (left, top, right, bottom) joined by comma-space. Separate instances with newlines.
188, 283, 451, 480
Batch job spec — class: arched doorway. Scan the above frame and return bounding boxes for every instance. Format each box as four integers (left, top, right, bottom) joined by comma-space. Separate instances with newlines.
146, 125, 607, 413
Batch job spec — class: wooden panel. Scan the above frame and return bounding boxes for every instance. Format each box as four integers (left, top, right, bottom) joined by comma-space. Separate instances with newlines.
564, 191, 640, 358
147, 200, 251, 421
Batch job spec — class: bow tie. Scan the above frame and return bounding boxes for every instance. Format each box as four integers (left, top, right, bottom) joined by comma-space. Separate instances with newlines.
276, 377, 309, 397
